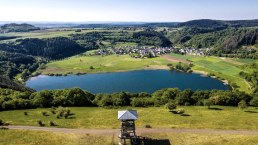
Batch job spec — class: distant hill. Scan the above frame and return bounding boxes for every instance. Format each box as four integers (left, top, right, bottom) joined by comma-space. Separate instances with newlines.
0, 75, 34, 92
224, 20, 258, 27
0, 23, 40, 33
76, 22, 179, 28
178, 19, 258, 28
178, 19, 227, 28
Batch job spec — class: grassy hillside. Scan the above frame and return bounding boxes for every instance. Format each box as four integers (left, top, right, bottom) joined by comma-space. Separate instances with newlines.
1, 106, 258, 130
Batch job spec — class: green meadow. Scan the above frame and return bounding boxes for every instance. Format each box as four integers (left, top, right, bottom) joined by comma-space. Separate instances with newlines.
1, 129, 258, 145
1, 106, 258, 130
42, 55, 171, 75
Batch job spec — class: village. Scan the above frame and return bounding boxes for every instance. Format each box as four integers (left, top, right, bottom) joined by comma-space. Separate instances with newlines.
91, 46, 211, 58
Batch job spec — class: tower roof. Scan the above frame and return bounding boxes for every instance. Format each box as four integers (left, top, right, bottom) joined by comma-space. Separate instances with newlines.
118, 110, 138, 120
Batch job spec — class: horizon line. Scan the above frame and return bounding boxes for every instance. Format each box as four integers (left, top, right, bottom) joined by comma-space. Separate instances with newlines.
1, 18, 258, 25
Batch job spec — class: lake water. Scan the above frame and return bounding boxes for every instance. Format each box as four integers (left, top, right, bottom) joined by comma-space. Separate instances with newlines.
26, 70, 229, 93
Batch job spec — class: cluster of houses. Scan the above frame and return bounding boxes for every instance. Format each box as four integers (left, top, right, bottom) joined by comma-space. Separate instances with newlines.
91, 46, 210, 58
113, 46, 174, 58
178, 47, 211, 56
92, 46, 174, 58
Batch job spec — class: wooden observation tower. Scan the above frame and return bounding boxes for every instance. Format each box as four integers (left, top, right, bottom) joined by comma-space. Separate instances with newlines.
118, 110, 138, 145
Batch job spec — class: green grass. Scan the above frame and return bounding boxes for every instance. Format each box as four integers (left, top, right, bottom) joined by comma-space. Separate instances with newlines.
0, 129, 115, 145
1, 129, 258, 145
1, 106, 258, 130
169, 53, 256, 93
233, 58, 258, 64
42, 55, 171, 75
1, 107, 258, 144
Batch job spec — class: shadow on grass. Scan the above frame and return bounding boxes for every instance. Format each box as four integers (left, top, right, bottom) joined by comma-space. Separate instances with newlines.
208, 107, 223, 111
245, 110, 258, 113
170, 111, 178, 114
132, 136, 171, 145
181, 114, 191, 117
66, 116, 76, 119
69, 113, 75, 116
170, 111, 190, 117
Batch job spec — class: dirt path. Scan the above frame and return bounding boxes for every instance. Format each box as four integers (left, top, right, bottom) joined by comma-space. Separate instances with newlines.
5, 126, 258, 136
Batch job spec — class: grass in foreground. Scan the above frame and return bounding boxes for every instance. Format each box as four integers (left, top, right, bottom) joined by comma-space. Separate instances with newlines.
1, 106, 258, 130
0, 129, 258, 145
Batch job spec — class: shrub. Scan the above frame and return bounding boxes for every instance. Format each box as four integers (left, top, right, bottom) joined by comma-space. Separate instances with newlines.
37, 120, 44, 126
250, 98, 258, 107
165, 102, 177, 111
176, 108, 185, 114
49, 121, 55, 126
203, 99, 212, 109
0, 120, 9, 126
145, 125, 152, 128
0, 127, 8, 130
167, 63, 173, 67
51, 110, 56, 114
66, 108, 71, 115
64, 112, 69, 119
238, 100, 248, 110
56, 106, 72, 119
41, 112, 48, 116
0, 120, 4, 126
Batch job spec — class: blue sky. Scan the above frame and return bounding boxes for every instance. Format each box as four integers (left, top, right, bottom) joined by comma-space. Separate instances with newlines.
0, 0, 257, 22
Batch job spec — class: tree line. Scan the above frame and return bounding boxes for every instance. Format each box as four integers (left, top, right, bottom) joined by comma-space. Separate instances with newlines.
0, 87, 257, 111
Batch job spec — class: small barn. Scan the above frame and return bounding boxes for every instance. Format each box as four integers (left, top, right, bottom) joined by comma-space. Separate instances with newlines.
118, 110, 138, 145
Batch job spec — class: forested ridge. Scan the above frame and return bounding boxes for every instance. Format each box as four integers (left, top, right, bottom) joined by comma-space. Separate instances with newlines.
0, 76, 34, 92
0, 37, 90, 82
169, 20, 258, 58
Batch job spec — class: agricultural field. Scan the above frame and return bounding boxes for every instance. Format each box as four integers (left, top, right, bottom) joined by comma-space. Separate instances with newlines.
1, 106, 258, 130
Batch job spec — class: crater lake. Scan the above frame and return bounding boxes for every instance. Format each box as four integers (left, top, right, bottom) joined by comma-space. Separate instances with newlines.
26, 70, 229, 93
